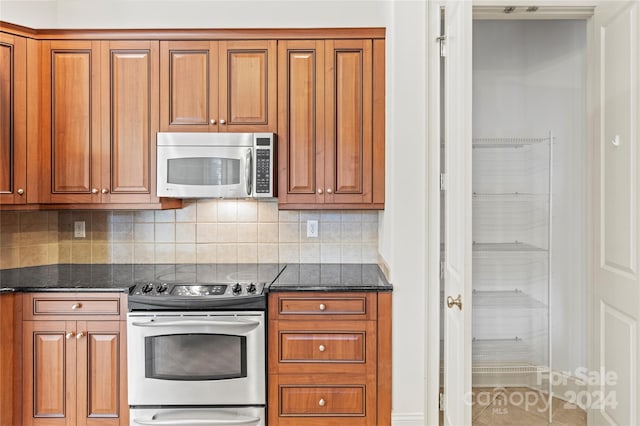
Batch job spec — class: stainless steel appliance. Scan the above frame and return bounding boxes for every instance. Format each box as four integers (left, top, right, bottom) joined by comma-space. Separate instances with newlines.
156, 132, 275, 199
127, 265, 285, 426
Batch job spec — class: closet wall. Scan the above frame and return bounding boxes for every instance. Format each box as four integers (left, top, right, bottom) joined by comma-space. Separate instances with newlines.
473, 20, 587, 375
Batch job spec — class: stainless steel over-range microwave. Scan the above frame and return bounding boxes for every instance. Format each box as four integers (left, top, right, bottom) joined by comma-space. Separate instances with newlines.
157, 132, 275, 198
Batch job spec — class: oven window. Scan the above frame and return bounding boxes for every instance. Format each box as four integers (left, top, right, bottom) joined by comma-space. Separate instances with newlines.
145, 334, 247, 381
167, 158, 240, 186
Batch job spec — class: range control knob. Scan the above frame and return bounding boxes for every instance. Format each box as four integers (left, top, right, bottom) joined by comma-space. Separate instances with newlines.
141, 283, 154, 294
247, 283, 257, 294
232, 283, 243, 295
156, 283, 168, 294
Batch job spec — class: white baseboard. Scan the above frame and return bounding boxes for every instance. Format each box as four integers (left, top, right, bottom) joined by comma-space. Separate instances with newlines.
392, 412, 426, 426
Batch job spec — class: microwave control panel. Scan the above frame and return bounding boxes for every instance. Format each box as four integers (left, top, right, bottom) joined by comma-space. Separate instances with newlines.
254, 134, 273, 196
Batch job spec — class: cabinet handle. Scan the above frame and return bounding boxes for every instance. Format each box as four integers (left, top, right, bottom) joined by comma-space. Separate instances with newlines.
219, 119, 226, 125
17, 188, 24, 195
318, 398, 326, 407
318, 344, 326, 352
76, 331, 85, 339
210, 119, 217, 125
71, 303, 82, 310
319, 303, 326, 311
65, 332, 75, 339
101, 188, 109, 194
317, 188, 323, 195
91, 188, 99, 194
326, 188, 333, 194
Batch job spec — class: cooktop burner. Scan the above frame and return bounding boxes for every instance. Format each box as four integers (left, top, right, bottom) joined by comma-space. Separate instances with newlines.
127, 264, 285, 311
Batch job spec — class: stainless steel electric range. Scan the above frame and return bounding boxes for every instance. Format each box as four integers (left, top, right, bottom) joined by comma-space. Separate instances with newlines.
126, 264, 285, 426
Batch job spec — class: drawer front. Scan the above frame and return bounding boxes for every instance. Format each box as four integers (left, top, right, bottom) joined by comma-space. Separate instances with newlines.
24, 293, 125, 320
271, 293, 376, 320
280, 332, 365, 363
280, 385, 365, 416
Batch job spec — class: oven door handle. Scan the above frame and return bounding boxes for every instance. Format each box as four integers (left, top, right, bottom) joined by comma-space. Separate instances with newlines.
130, 319, 260, 329
132, 416, 261, 425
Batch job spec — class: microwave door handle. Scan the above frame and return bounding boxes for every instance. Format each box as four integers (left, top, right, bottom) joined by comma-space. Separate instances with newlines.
130, 319, 260, 328
245, 148, 253, 196
133, 416, 261, 425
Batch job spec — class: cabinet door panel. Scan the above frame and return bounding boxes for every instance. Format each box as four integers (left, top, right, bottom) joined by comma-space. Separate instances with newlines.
160, 41, 217, 132
219, 40, 276, 131
23, 321, 76, 426
277, 40, 324, 204
325, 40, 372, 204
101, 41, 159, 203
0, 33, 27, 205
77, 321, 126, 425
41, 41, 100, 204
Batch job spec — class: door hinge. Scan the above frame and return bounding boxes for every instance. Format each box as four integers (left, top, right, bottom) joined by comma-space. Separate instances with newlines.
439, 392, 445, 411
440, 173, 447, 191
440, 260, 445, 280
437, 36, 446, 57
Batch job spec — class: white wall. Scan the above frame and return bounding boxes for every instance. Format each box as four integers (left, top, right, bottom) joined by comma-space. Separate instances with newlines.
473, 20, 587, 375
0, 1, 430, 423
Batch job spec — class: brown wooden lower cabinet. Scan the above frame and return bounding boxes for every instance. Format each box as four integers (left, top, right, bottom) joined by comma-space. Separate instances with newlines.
268, 292, 392, 426
22, 293, 128, 426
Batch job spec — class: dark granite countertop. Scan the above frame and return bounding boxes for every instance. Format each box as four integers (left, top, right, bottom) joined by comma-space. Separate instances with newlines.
0, 263, 286, 293
0, 263, 392, 294
267, 263, 392, 292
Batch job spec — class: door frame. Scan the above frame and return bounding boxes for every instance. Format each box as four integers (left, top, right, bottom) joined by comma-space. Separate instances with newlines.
425, 2, 598, 424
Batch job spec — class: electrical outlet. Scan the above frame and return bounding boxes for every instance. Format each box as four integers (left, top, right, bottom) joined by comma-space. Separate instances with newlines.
306, 220, 318, 238
74, 221, 86, 238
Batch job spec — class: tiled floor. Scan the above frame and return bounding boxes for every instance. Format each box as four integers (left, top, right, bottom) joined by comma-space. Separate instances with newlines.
472, 387, 586, 425
440, 387, 587, 425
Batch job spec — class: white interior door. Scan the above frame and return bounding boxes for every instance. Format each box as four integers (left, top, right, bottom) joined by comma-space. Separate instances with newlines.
590, 1, 640, 425
441, 1, 473, 425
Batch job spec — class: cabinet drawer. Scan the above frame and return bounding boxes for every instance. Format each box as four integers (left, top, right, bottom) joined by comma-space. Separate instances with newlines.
23, 293, 126, 320
280, 385, 365, 416
281, 332, 365, 363
270, 292, 376, 320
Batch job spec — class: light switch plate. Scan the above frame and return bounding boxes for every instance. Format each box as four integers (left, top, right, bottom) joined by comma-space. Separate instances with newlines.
306, 220, 318, 238
74, 221, 86, 238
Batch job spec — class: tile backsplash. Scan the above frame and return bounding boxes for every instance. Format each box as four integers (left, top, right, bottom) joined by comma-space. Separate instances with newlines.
0, 211, 59, 269
20, 199, 378, 266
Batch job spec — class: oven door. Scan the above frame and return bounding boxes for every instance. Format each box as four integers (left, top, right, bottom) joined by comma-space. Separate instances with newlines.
130, 407, 264, 426
127, 312, 265, 406
157, 145, 253, 198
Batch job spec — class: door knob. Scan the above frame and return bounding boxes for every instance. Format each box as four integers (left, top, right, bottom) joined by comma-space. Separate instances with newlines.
326, 188, 332, 194
76, 331, 85, 339
317, 188, 323, 194
71, 303, 82, 310
318, 398, 326, 407
101, 188, 109, 194
318, 344, 326, 352
447, 294, 462, 310
319, 303, 326, 311
219, 119, 226, 124
65, 332, 75, 339
210, 119, 217, 125
91, 188, 99, 194
17, 188, 24, 195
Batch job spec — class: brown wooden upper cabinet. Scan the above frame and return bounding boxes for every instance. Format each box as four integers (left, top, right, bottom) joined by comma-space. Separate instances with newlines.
0, 32, 27, 205
277, 39, 385, 209
160, 40, 277, 132
38, 40, 169, 206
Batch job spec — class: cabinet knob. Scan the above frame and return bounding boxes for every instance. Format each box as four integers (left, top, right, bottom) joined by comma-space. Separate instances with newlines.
65, 332, 75, 340
219, 119, 226, 125
317, 188, 323, 195
319, 303, 326, 311
318, 344, 326, 352
71, 303, 82, 310
326, 188, 333, 194
91, 188, 99, 194
17, 188, 24, 195
318, 398, 326, 407
101, 188, 109, 194
76, 331, 85, 339
210, 119, 217, 125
